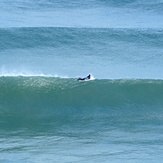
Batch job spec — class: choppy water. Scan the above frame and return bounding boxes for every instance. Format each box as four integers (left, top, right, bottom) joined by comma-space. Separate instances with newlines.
0, 0, 163, 162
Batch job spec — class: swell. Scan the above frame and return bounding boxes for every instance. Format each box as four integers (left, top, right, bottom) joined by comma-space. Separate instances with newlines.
2, 0, 163, 13
1, 0, 163, 28
0, 27, 163, 51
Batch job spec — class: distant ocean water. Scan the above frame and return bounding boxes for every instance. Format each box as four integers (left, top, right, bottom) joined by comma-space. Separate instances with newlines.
0, 0, 163, 162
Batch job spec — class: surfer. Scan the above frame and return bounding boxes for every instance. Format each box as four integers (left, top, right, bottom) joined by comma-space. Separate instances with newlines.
77, 74, 91, 81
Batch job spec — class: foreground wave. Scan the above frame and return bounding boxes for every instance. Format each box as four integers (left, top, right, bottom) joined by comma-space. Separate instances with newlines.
1, 76, 163, 107
0, 76, 163, 131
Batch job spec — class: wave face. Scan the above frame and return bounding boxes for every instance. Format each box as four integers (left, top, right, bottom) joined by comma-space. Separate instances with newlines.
1, 77, 163, 107
1, 76, 163, 162
1, 77, 163, 128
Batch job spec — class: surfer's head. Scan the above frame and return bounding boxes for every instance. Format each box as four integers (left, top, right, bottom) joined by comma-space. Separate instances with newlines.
87, 74, 91, 79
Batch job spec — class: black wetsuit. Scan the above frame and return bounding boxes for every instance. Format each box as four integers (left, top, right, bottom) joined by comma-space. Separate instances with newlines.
77, 75, 91, 81
77, 77, 86, 81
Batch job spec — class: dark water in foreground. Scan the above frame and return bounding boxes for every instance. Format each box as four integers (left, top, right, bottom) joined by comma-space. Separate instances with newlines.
0, 77, 163, 162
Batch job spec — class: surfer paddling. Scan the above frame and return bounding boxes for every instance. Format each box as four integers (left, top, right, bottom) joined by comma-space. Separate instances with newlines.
77, 74, 92, 81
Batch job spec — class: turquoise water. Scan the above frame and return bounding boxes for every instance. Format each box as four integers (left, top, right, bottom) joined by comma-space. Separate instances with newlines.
1, 77, 163, 162
0, 0, 163, 162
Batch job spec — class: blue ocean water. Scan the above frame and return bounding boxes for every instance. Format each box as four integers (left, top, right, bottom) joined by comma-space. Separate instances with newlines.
0, 0, 163, 162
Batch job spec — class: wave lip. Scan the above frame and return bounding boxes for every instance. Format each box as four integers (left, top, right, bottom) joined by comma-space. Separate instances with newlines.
0, 73, 67, 78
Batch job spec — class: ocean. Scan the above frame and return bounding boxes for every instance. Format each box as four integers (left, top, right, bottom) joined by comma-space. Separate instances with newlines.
0, 0, 163, 162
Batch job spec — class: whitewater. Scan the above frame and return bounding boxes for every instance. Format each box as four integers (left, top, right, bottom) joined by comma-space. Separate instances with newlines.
0, 0, 163, 162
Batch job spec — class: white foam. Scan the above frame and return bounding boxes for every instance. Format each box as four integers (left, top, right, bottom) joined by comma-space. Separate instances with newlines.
0, 72, 69, 78
90, 75, 95, 80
